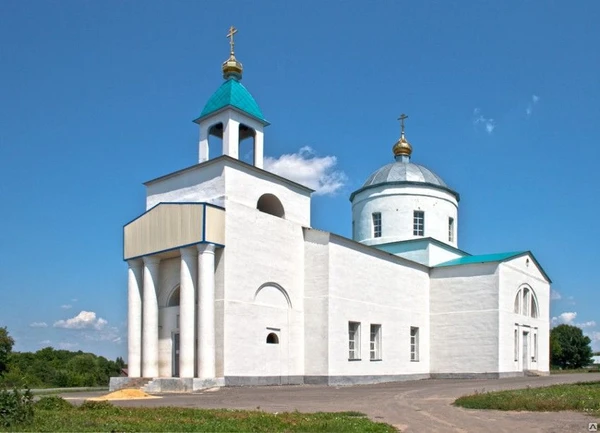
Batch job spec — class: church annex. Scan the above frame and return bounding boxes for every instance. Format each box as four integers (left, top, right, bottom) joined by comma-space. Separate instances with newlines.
112, 28, 551, 392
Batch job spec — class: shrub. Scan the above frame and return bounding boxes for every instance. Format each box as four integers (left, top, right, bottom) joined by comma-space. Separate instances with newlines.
0, 387, 34, 427
79, 400, 114, 411
35, 395, 73, 411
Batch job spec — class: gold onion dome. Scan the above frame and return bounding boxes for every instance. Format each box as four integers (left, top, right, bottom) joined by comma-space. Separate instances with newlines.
392, 133, 412, 157
223, 26, 243, 80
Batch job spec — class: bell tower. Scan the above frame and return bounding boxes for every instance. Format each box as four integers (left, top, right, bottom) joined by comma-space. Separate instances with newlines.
193, 26, 270, 168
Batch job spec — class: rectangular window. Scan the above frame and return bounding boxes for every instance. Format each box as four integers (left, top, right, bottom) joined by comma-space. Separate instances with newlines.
413, 211, 424, 236
514, 329, 519, 361
448, 217, 454, 242
370, 324, 382, 360
348, 322, 361, 360
372, 212, 382, 238
533, 333, 537, 362
410, 327, 419, 361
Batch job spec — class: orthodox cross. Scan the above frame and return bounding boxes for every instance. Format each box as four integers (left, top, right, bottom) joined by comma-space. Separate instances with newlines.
398, 113, 408, 136
227, 26, 238, 55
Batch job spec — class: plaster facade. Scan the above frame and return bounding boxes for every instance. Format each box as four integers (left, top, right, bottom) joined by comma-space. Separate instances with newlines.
353, 184, 458, 248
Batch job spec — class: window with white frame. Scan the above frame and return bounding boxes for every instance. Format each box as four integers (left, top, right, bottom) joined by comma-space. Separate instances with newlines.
348, 322, 361, 360
410, 327, 419, 361
448, 217, 454, 242
514, 328, 519, 361
372, 212, 382, 238
413, 211, 424, 236
514, 286, 538, 318
370, 324, 382, 360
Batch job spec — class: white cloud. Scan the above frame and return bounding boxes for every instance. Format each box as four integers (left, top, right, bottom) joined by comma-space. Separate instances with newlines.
264, 146, 348, 196
551, 312, 598, 329
577, 321, 597, 328
53, 311, 108, 330
550, 289, 562, 301
83, 326, 123, 344
526, 94, 540, 117
473, 108, 496, 134
39, 340, 51, 345
61, 304, 72, 309
57, 342, 78, 350
551, 311, 577, 327
29, 322, 48, 328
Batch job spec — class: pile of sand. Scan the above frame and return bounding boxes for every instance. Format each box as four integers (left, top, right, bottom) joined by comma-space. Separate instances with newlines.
87, 388, 161, 401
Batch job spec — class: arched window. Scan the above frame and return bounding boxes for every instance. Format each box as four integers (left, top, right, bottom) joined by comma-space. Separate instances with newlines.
514, 286, 538, 318
257, 194, 285, 218
266, 333, 279, 344
530, 296, 538, 318
167, 286, 180, 307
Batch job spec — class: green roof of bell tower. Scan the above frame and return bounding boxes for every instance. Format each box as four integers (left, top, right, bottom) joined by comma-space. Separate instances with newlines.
195, 77, 269, 125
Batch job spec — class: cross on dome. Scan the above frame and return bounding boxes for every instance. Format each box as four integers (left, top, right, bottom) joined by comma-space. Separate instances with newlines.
398, 113, 408, 136
222, 25, 243, 80
227, 26, 237, 56
393, 113, 413, 160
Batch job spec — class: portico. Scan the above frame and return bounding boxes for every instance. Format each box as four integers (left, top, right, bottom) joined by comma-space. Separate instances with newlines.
123, 202, 225, 380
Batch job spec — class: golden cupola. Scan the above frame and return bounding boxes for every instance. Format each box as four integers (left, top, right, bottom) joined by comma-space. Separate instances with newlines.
222, 26, 243, 80
392, 113, 413, 160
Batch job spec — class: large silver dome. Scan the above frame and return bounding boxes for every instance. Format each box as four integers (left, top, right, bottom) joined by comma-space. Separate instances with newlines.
362, 161, 447, 188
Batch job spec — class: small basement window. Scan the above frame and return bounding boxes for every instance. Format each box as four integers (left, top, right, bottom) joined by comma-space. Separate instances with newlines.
266, 333, 279, 344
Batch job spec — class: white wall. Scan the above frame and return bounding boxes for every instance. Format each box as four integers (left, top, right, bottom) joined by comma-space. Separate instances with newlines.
326, 238, 430, 378
303, 229, 330, 376
498, 255, 550, 374
221, 200, 305, 378
427, 243, 467, 266
430, 263, 500, 374
353, 184, 458, 248
146, 162, 226, 210
224, 165, 311, 227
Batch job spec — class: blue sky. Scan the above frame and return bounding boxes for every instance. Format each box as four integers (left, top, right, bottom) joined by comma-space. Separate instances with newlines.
1, 1, 599, 360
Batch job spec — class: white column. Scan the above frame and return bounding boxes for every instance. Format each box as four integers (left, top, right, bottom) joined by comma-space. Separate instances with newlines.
142, 256, 161, 377
254, 130, 264, 169
197, 243, 216, 379
199, 126, 209, 163
127, 259, 143, 377
223, 118, 240, 160
179, 247, 197, 378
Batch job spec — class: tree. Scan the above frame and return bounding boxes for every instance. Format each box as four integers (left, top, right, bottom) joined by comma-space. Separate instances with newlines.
0, 326, 15, 375
550, 324, 593, 369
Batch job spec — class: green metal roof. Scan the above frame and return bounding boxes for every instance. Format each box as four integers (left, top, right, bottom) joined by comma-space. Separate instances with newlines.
435, 251, 526, 267
196, 78, 268, 125
434, 250, 552, 282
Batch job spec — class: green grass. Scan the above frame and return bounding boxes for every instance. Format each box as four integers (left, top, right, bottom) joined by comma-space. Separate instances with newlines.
454, 381, 600, 416
1, 399, 397, 432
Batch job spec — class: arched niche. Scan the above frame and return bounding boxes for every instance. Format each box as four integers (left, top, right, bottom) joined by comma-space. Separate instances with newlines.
254, 283, 292, 309
257, 194, 285, 218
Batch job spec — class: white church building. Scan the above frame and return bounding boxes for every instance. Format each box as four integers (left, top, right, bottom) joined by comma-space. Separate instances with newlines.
113, 28, 551, 392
